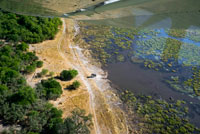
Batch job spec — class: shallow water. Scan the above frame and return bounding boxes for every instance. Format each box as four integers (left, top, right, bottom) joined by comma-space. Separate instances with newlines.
105, 61, 200, 126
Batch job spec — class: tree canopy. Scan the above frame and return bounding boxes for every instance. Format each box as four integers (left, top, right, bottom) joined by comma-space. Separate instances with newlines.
60, 69, 78, 81
0, 10, 62, 43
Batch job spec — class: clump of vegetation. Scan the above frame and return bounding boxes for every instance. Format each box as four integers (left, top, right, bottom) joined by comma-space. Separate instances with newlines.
11, 86, 36, 105
67, 80, 81, 90
116, 54, 125, 62
168, 29, 186, 38
36, 78, 62, 100
0, 10, 62, 43
16, 42, 29, 51
161, 38, 182, 62
36, 61, 43, 68
79, 22, 138, 64
60, 69, 78, 81
37, 68, 48, 77
55, 108, 93, 134
184, 67, 200, 96
121, 90, 200, 134
49, 71, 55, 77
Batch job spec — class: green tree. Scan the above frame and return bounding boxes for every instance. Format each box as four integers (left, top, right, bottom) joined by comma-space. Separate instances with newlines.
36, 61, 43, 68
57, 108, 92, 134
12, 86, 36, 105
25, 64, 36, 74
67, 81, 81, 90
60, 69, 78, 81
16, 42, 29, 51
39, 78, 62, 100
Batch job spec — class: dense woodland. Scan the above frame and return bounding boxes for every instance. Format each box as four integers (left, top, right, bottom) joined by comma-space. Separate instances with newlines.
0, 10, 62, 43
0, 11, 92, 134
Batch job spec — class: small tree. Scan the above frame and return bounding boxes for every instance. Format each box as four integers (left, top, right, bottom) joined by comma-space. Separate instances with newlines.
36, 61, 43, 68
60, 69, 78, 81
41, 69, 48, 75
68, 81, 81, 90
49, 71, 55, 77
25, 64, 36, 74
40, 78, 62, 100
12, 86, 36, 105
16, 42, 29, 51
57, 108, 92, 134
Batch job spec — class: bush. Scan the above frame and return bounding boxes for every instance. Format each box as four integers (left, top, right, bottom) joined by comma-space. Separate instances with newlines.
11, 86, 36, 105
57, 108, 92, 134
16, 42, 29, 51
68, 81, 81, 90
60, 69, 78, 81
40, 78, 62, 100
36, 61, 43, 68
41, 69, 48, 75
49, 71, 55, 77
25, 64, 36, 74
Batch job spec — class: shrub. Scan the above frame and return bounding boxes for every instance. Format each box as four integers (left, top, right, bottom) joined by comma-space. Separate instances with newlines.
41, 69, 48, 75
49, 71, 55, 77
16, 42, 29, 51
68, 81, 81, 90
25, 64, 36, 74
58, 108, 92, 134
12, 86, 36, 105
60, 69, 78, 81
40, 78, 62, 100
36, 61, 43, 68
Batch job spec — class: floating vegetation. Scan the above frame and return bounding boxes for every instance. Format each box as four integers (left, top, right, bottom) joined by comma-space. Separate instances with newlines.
165, 76, 194, 95
144, 60, 162, 71
79, 22, 138, 64
165, 70, 200, 99
121, 90, 200, 134
186, 29, 200, 42
116, 54, 125, 62
168, 29, 186, 38
161, 38, 182, 62
135, 37, 166, 58
184, 67, 200, 96
178, 43, 200, 66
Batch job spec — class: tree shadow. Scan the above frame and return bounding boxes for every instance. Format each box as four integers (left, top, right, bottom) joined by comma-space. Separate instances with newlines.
64, 85, 76, 91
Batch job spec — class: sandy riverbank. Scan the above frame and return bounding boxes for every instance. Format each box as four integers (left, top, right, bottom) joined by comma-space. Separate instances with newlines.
27, 19, 128, 134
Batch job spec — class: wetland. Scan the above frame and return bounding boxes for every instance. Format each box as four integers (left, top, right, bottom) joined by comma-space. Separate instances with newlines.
77, 22, 200, 132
